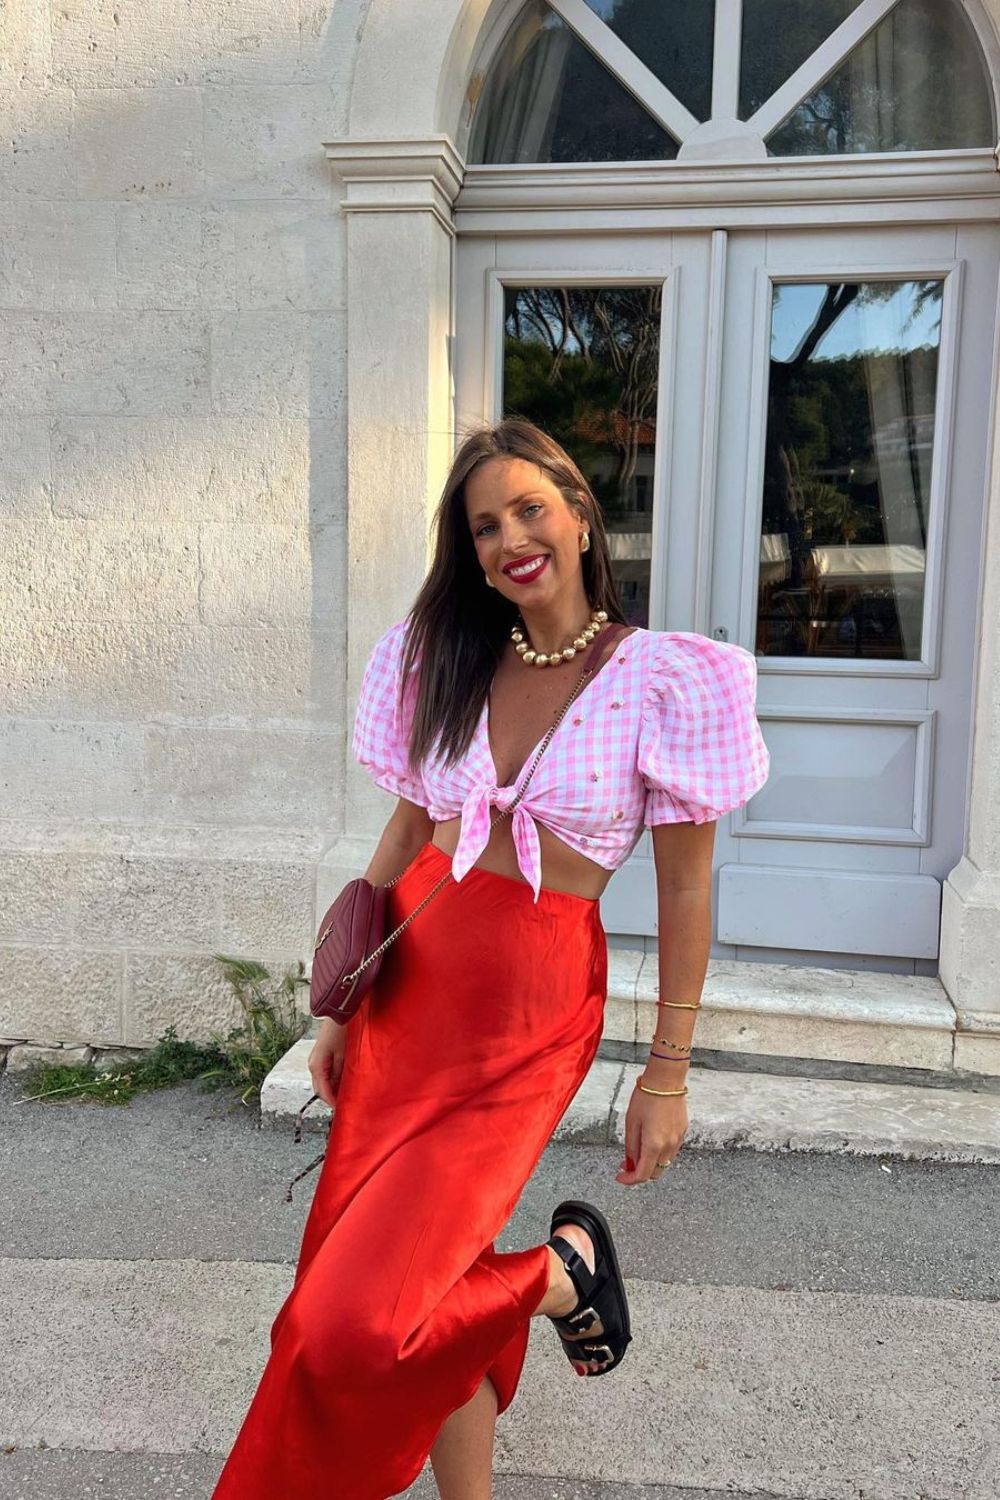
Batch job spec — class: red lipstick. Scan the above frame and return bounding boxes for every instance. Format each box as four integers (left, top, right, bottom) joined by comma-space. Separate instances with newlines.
502, 554, 550, 584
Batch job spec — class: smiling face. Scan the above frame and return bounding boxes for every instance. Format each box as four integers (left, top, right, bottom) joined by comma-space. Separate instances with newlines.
464, 456, 590, 607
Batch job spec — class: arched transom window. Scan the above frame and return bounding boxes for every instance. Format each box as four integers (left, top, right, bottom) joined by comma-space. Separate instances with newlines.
468, 0, 996, 163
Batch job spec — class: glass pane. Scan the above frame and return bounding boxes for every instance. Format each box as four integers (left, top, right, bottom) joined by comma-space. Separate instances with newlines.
740, 0, 862, 120
757, 279, 943, 660
502, 285, 662, 626
467, 0, 678, 163
584, 0, 715, 122
767, 0, 995, 155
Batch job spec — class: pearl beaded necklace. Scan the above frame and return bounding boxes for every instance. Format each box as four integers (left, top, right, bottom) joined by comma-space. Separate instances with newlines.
510, 608, 609, 668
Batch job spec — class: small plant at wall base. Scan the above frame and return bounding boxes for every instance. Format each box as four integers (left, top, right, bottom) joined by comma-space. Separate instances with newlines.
9, 1028, 230, 1107
198, 955, 311, 1104
9, 956, 310, 1108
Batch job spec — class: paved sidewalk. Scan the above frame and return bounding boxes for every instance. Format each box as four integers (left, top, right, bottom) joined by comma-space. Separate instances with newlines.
1, 1070, 998, 1499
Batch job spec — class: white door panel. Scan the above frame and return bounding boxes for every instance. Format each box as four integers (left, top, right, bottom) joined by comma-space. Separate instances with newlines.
718, 866, 942, 959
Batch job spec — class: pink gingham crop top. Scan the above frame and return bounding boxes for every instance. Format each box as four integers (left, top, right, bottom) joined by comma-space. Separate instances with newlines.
352, 618, 771, 902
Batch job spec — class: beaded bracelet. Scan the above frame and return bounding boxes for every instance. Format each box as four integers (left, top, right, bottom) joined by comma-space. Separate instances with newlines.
651, 999, 697, 1067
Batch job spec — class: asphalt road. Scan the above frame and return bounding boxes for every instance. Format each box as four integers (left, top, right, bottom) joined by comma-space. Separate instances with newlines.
1, 1072, 997, 1499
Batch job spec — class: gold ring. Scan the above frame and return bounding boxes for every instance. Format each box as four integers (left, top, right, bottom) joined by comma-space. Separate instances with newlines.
655, 1160, 671, 1168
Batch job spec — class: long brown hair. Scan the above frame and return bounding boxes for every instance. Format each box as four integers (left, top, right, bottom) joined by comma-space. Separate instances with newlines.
397, 416, 628, 772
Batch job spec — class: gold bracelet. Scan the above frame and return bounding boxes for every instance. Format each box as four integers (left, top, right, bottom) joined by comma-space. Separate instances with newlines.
652, 1037, 692, 1051
656, 999, 702, 1009
637, 1082, 688, 1096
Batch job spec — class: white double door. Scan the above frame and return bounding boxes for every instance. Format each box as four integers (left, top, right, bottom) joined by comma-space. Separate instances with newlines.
455, 223, 1000, 970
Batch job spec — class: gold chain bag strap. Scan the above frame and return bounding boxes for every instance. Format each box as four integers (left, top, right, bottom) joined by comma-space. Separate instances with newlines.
308, 622, 627, 1026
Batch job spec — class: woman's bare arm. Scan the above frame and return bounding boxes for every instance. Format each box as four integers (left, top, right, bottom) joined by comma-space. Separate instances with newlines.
616, 818, 717, 1184
362, 797, 436, 884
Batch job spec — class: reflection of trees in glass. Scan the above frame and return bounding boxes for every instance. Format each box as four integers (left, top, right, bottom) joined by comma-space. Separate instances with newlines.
474, 0, 992, 165
585, 0, 716, 123
740, 0, 860, 120
766, 283, 858, 591
503, 285, 660, 522
764, 280, 940, 592
764, 0, 993, 154
469, 1, 677, 164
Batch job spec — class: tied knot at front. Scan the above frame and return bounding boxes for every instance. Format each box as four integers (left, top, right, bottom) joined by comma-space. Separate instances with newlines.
450, 782, 542, 902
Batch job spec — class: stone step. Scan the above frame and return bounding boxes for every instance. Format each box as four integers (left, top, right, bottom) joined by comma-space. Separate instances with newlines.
609, 951, 980, 1073
298, 951, 997, 1081
263, 1040, 1000, 1164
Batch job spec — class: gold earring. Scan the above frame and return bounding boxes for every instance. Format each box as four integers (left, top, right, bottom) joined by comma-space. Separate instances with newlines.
580, 532, 590, 552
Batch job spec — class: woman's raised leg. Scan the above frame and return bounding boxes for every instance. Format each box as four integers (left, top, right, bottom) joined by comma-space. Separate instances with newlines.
426, 1226, 609, 1499
427, 1224, 605, 1500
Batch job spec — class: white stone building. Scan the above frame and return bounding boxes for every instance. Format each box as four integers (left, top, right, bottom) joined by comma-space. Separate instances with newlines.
4, 0, 1000, 1082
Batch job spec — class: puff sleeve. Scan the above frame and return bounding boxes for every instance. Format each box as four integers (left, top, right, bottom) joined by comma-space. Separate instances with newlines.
350, 618, 430, 807
638, 632, 770, 826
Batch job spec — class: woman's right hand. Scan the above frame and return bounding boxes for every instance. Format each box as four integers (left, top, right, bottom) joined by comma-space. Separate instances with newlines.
308, 1017, 349, 1108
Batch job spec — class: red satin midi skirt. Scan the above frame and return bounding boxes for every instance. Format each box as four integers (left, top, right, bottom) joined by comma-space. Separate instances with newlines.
210, 838, 608, 1500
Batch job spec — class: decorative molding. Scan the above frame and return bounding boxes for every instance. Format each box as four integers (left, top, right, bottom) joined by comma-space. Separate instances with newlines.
323, 135, 466, 231
454, 150, 1000, 232
743, 707, 936, 846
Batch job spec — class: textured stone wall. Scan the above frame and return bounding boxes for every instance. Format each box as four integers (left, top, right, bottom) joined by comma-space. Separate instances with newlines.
4, 0, 1000, 1057
0, 0, 366, 1049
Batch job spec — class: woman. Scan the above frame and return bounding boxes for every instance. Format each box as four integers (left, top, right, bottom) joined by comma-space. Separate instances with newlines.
210, 417, 770, 1500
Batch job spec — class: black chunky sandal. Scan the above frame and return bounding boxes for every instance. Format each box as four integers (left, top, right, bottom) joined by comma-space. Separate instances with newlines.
546, 1198, 632, 1376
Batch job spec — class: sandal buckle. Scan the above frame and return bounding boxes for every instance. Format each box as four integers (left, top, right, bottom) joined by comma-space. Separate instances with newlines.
566, 1303, 599, 1329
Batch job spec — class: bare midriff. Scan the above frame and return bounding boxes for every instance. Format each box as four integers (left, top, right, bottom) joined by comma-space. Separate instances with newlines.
429, 623, 640, 902
430, 814, 616, 901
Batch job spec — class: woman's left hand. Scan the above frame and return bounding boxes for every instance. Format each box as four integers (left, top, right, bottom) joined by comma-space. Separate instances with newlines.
615, 1084, 688, 1185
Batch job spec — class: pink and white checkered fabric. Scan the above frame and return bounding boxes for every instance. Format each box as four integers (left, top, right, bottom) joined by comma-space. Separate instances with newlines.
352, 618, 770, 902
